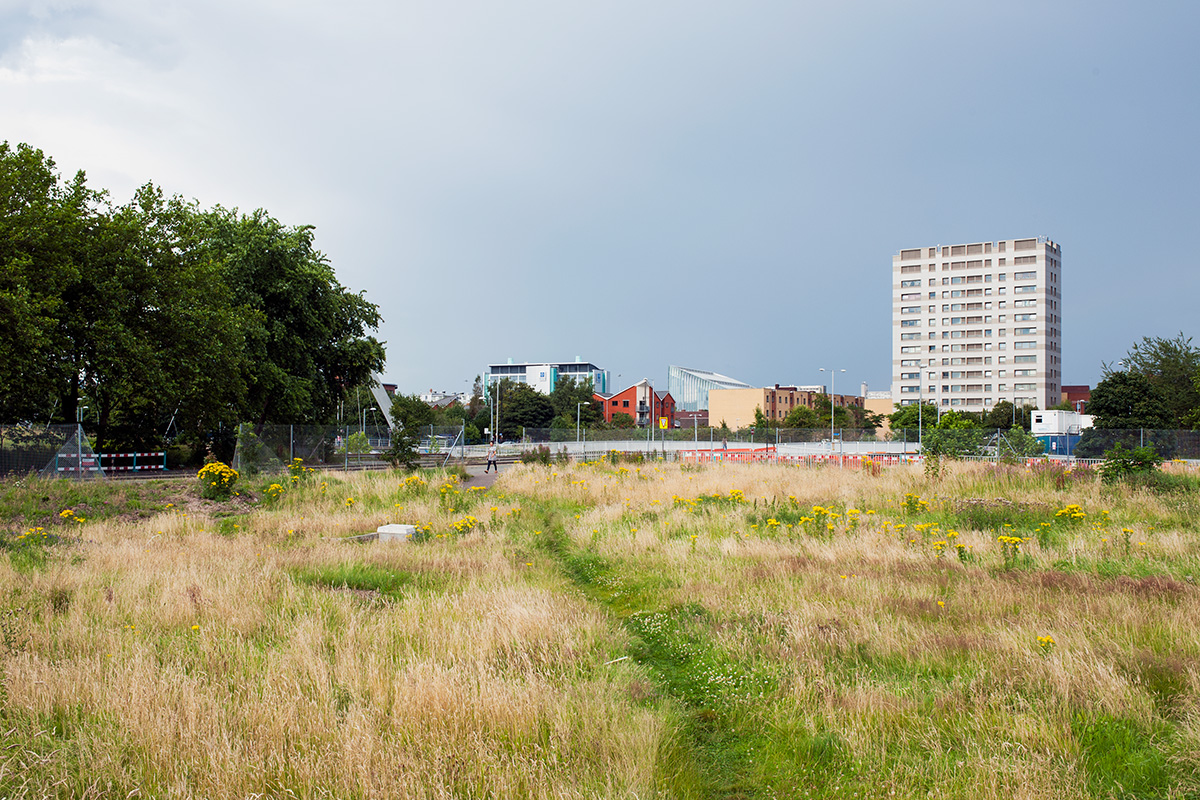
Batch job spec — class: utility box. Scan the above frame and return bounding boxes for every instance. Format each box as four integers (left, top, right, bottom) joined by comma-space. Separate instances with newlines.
375, 524, 416, 542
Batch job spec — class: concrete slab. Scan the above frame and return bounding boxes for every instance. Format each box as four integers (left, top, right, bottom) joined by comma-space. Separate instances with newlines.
376, 523, 416, 542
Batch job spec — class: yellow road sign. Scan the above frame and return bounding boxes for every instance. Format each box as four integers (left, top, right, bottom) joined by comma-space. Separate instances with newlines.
659, 417, 668, 429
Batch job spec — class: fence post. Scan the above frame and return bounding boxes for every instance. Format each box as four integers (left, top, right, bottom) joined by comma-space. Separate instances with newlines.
344, 425, 349, 471
290, 424, 294, 464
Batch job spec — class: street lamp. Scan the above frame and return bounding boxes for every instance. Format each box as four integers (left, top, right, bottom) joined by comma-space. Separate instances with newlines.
819, 368, 845, 454
576, 401, 590, 443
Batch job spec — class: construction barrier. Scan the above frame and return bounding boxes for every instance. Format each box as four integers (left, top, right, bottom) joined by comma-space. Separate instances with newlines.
99, 452, 167, 472
678, 448, 920, 467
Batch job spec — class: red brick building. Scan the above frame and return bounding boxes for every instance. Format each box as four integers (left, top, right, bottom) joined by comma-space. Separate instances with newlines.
1060, 385, 1091, 412
594, 379, 675, 428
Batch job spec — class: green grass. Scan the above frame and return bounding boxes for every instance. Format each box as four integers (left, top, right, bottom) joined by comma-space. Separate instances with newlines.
288, 561, 439, 599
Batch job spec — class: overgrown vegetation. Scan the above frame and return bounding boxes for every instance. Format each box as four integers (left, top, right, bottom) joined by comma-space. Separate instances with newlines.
1, 459, 1198, 798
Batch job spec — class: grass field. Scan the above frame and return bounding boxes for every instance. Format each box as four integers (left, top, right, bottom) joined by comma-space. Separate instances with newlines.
1, 458, 1198, 798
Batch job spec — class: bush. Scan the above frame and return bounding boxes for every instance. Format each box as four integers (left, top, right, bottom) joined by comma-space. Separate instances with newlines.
520, 445, 551, 465
1098, 443, 1163, 484
198, 461, 238, 500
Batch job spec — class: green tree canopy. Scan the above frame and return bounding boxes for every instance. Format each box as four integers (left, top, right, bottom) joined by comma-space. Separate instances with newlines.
0, 141, 386, 452
502, 383, 555, 435
1113, 332, 1200, 428
782, 405, 819, 428
548, 377, 601, 426
888, 403, 938, 432
1087, 372, 1171, 429
981, 401, 1033, 431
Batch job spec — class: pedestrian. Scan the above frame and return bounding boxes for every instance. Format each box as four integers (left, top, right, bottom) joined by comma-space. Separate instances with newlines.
485, 441, 498, 473
721, 436, 728, 451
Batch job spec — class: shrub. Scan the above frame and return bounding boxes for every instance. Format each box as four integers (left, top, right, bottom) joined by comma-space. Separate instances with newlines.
519, 445, 551, 466
1099, 443, 1163, 484
198, 461, 238, 500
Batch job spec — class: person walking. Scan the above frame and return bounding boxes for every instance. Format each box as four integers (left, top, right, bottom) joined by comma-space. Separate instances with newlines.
485, 441, 498, 473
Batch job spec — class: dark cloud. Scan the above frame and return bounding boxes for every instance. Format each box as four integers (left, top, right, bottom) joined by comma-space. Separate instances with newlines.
2, 1, 1198, 395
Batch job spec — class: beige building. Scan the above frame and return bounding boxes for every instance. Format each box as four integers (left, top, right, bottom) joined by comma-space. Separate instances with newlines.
709, 385, 863, 430
892, 237, 1062, 412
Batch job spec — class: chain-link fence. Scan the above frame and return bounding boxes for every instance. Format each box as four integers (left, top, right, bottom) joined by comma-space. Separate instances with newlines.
0, 424, 106, 478
504, 426, 1200, 461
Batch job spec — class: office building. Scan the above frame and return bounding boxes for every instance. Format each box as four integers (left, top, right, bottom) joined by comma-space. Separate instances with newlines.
485, 359, 609, 395
892, 237, 1063, 411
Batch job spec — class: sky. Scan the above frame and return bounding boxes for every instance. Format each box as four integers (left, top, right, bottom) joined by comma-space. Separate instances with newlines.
3, 0, 1198, 398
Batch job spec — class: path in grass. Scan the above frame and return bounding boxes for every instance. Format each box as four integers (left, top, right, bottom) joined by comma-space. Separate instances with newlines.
520, 500, 806, 799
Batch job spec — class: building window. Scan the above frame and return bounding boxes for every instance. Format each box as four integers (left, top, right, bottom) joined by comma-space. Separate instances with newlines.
1013, 270, 1037, 279
1013, 355, 1037, 363
1014, 327, 1037, 335
901, 306, 921, 314
1015, 285, 1037, 293
1014, 341, 1037, 350
901, 320, 920, 328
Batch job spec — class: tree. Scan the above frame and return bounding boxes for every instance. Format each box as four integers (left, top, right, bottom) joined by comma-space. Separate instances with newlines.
197, 207, 385, 426
921, 411, 984, 458
753, 407, 773, 432
384, 393, 433, 468
1087, 372, 1170, 429
997, 425, 1045, 459
548, 377, 600, 426
0, 142, 92, 423
782, 405, 819, 428
502, 383, 555, 435
1074, 371, 1175, 459
888, 403, 938, 433
982, 401, 1033, 431
1113, 332, 1200, 427
468, 375, 484, 417
610, 412, 635, 428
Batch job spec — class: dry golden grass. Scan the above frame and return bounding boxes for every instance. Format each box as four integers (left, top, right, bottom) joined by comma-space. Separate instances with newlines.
2, 458, 1198, 798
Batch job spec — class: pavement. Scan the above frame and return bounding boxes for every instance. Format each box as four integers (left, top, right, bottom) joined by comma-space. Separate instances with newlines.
461, 464, 508, 489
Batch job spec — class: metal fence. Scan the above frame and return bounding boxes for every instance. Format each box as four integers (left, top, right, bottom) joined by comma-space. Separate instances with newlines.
0, 424, 91, 477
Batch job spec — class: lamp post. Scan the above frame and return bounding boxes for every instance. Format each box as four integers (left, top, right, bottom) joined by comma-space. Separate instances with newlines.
576, 401, 590, 443
820, 368, 845, 455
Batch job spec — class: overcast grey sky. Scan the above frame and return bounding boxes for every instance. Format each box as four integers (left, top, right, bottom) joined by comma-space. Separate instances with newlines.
4, 1, 1197, 397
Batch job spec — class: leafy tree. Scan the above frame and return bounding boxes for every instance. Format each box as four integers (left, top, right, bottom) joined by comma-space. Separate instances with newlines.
197, 207, 385, 426
997, 425, 1045, 459
502, 383, 555, 435
1087, 372, 1170, 429
548, 377, 601, 427
467, 375, 484, 417
981, 401, 1033, 431
1113, 332, 1200, 427
921, 412, 984, 458
0, 142, 90, 423
0, 141, 387, 452
753, 407, 773, 431
383, 393, 433, 468
888, 403, 938, 433
609, 412, 635, 428
782, 405, 819, 428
